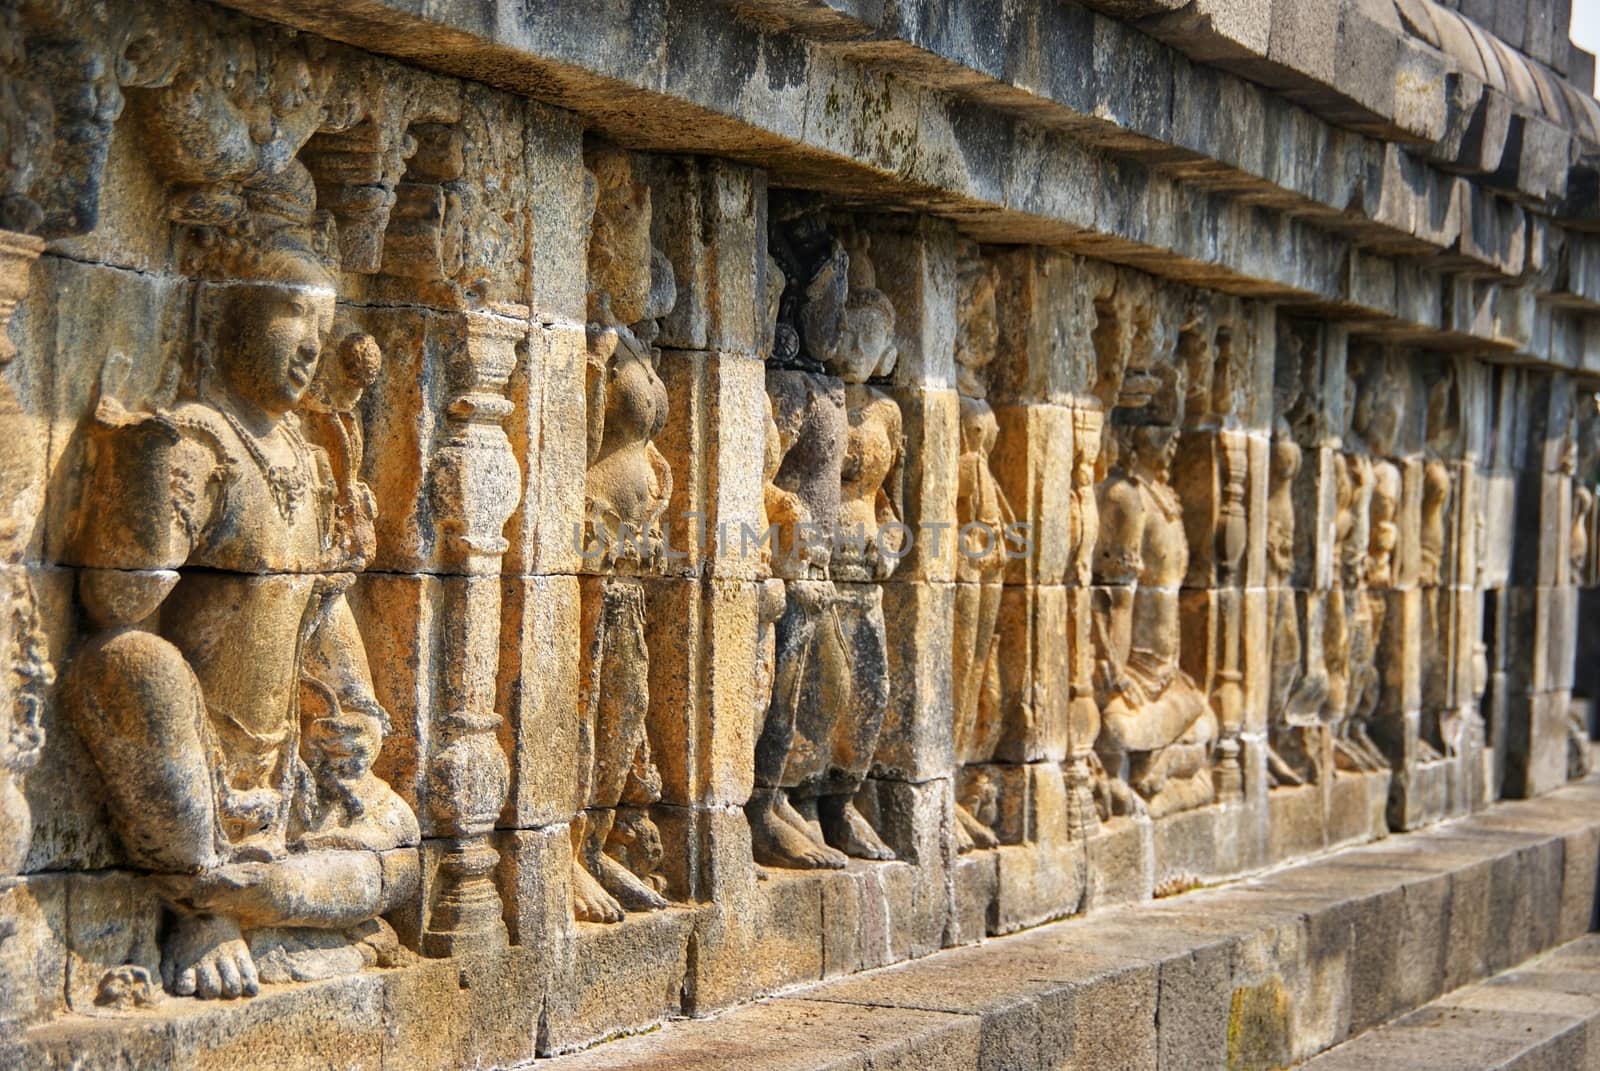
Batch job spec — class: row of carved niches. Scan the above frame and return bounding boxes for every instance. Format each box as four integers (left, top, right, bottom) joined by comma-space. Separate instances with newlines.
0, 0, 1595, 1043
1256, 328, 1501, 832
0, 0, 543, 1021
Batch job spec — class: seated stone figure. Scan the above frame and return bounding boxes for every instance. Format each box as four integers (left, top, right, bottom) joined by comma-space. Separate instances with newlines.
64, 243, 419, 1000
1092, 413, 1217, 819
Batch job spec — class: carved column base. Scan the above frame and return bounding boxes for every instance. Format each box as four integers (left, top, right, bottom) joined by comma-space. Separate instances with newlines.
1064, 751, 1101, 838
1212, 736, 1243, 802
421, 835, 507, 958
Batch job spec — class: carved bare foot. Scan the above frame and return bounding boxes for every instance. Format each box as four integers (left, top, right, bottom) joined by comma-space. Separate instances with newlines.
572, 859, 625, 924
776, 792, 826, 841
595, 851, 669, 912
1093, 762, 1147, 819
162, 913, 259, 1000
778, 792, 852, 864
1266, 746, 1304, 788
819, 798, 895, 861
952, 810, 975, 853
954, 803, 998, 851
1333, 737, 1368, 772
749, 793, 847, 869
1351, 726, 1388, 770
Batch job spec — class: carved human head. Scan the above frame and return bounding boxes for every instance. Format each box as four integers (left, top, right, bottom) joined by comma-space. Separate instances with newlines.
585, 144, 653, 326
202, 243, 337, 418
959, 394, 998, 457
1090, 291, 1130, 406
1073, 410, 1103, 484
829, 232, 897, 384
1270, 435, 1301, 483
1113, 364, 1182, 479
309, 331, 382, 413
955, 250, 998, 399
1177, 305, 1212, 424
1273, 327, 1306, 417
1350, 349, 1404, 456
769, 198, 848, 371
1128, 423, 1180, 478
632, 245, 678, 348
1424, 363, 1460, 457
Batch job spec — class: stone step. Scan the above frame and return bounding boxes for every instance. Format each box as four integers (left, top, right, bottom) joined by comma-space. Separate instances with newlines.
1297, 935, 1600, 1070
535, 779, 1600, 1069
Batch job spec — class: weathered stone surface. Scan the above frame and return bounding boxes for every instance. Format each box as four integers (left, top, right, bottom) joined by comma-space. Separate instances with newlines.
0, 0, 1595, 1063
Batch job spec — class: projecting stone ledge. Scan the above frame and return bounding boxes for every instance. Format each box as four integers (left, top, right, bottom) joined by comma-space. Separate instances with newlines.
541, 777, 1600, 1070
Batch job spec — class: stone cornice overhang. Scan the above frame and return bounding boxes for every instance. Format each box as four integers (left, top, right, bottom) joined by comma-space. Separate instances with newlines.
211, 0, 1600, 374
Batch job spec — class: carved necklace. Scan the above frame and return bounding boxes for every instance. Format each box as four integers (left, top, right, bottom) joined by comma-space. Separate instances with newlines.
219, 407, 312, 521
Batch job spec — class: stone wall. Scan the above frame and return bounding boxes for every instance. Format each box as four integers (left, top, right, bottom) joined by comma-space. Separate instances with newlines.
0, 0, 1596, 1065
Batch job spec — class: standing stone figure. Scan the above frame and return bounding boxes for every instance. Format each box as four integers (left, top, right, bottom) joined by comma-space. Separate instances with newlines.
1092, 379, 1218, 818
63, 243, 420, 1000
951, 249, 1012, 852
750, 206, 901, 867
573, 144, 676, 923
754, 253, 791, 780
1421, 364, 1459, 757
1334, 355, 1396, 772
1265, 334, 1327, 786
809, 229, 902, 859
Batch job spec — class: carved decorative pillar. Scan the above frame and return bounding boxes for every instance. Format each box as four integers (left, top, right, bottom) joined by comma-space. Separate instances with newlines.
0, 229, 47, 878
421, 309, 523, 957
1211, 427, 1249, 802
1065, 405, 1103, 836
0, 231, 43, 364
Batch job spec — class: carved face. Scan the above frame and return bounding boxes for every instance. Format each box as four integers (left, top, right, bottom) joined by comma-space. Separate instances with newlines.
831, 285, 897, 384
312, 332, 382, 412
954, 266, 998, 378
1130, 424, 1179, 479
1350, 356, 1404, 456
221, 281, 335, 416
959, 395, 998, 456
1090, 296, 1128, 404
1270, 436, 1301, 482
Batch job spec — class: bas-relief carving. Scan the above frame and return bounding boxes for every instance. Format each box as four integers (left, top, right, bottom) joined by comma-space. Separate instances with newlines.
1091, 362, 1218, 820
63, 245, 419, 999
573, 142, 675, 923
748, 201, 901, 870
0, 233, 49, 881
1331, 349, 1402, 775
1175, 302, 1251, 803
1572, 393, 1600, 589
1266, 327, 1330, 788
0, 0, 1591, 1042
951, 246, 1011, 853
0, 0, 528, 1000
1421, 360, 1463, 760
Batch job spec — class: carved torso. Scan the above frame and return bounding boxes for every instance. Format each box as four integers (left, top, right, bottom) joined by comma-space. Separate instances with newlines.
1096, 469, 1186, 676
956, 397, 1010, 583
835, 383, 902, 581
1366, 457, 1401, 590
1266, 435, 1300, 587
767, 368, 846, 578
165, 402, 334, 574
586, 334, 671, 567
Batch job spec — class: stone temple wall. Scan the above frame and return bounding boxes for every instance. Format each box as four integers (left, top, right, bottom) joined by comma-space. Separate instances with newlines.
0, 0, 1596, 1064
